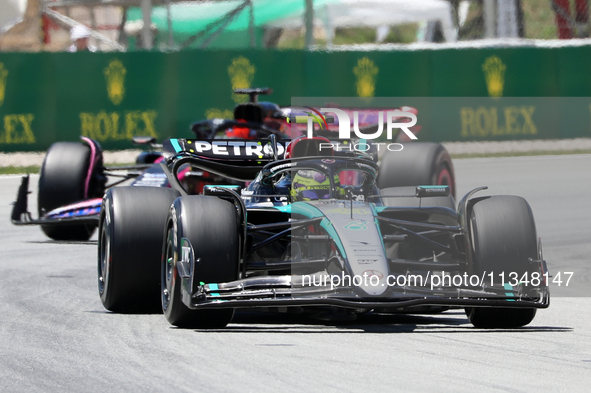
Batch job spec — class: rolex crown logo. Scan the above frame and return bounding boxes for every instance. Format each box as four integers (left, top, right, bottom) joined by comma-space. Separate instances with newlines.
228, 57, 255, 103
482, 56, 506, 98
104, 59, 127, 105
0, 63, 8, 108
353, 57, 379, 98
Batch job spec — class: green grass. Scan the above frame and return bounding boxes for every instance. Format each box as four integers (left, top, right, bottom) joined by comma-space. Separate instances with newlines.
522, 0, 558, 39
0, 166, 40, 175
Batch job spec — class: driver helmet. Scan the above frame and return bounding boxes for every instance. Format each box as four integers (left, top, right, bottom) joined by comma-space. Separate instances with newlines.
290, 170, 345, 201
225, 119, 256, 139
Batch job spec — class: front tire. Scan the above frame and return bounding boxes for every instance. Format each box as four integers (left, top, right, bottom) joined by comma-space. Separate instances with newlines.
38, 141, 105, 240
98, 186, 179, 312
162, 196, 239, 328
465, 195, 538, 328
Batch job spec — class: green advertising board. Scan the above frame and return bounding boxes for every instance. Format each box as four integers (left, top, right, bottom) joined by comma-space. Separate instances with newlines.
1, 45, 590, 152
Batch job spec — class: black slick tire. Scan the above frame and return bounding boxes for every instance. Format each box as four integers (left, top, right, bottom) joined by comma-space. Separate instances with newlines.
98, 186, 180, 312
162, 196, 239, 328
465, 195, 538, 328
38, 142, 104, 240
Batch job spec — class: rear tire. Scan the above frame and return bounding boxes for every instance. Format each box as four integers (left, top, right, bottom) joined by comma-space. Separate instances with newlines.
162, 196, 239, 328
465, 196, 538, 328
377, 142, 455, 199
38, 141, 105, 240
98, 186, 180, 312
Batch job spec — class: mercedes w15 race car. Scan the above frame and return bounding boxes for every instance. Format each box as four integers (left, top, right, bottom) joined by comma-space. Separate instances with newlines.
97, 132, 549, 329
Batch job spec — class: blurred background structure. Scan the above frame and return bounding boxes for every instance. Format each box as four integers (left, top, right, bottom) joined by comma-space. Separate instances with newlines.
1, 0, 591, 52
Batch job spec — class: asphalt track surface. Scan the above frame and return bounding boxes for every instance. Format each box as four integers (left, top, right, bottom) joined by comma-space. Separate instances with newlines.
1, 155, 590, 392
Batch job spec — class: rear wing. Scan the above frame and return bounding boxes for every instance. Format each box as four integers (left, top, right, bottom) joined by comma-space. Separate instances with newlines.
190, 119, 284, 139
164, 138, 291, 163
162, 138, 292, 184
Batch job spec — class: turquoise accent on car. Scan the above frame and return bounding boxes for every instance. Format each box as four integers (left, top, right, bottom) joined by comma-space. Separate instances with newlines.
369, 203, 388, 259
358, 138, 368, 152
208, 283, 220, 297
503, 283, 515, 301
344, 221, 367, 230
272, 205, 292, 213
170, 139, 182, 153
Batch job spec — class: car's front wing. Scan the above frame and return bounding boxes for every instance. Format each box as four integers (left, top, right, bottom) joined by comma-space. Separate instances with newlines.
11, 175, 100, 226
180, 274, 550, 312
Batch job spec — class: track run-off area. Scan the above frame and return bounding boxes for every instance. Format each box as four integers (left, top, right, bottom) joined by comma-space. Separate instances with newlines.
0, 154, 590, 392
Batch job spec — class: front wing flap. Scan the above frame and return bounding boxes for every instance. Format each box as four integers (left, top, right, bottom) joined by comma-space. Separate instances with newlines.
11, 175, 100, 226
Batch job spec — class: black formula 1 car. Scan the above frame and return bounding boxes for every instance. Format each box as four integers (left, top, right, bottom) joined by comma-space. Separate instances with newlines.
97, 134, 549, 329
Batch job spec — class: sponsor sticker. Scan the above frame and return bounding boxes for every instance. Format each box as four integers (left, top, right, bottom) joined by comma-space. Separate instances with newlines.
344, 221, 367, 231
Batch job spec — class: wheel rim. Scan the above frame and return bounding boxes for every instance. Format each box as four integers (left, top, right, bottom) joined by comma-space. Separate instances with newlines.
161, 225, 175, 312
